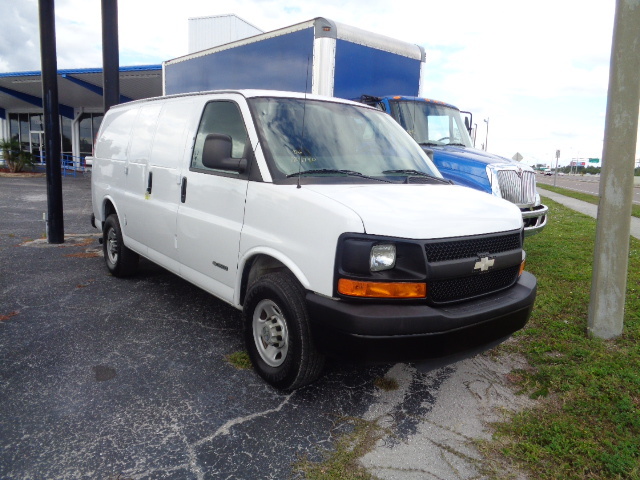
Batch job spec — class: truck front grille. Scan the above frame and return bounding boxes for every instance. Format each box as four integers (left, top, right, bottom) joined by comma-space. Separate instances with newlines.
424, 231, 523, 304
424, 232, 521, 262
429, 265, 521, 304
496, 170, 536, 205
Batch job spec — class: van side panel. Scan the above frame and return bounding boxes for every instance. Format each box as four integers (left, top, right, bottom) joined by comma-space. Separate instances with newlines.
123, 103, 163, 248
141, 99, 195, 270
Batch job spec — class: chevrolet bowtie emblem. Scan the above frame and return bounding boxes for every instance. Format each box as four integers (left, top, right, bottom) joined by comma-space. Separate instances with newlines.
474, 256, 495, 272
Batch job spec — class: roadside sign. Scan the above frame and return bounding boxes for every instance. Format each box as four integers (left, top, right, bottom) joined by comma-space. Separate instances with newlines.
512, 152, 523, 162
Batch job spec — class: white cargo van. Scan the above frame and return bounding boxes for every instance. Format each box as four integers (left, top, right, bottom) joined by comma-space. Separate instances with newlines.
90, 90, 537, 390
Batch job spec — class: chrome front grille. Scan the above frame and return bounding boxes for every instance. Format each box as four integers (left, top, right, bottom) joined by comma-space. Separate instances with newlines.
496, 170, 537, 205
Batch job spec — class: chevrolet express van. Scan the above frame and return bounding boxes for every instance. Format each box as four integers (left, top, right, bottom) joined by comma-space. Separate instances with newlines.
90, 90, 536, 390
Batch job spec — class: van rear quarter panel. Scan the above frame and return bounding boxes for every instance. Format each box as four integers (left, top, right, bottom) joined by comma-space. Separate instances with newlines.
93, 106, 139, 223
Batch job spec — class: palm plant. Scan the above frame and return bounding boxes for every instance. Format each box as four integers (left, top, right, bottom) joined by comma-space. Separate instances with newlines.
0, 139, 35, 173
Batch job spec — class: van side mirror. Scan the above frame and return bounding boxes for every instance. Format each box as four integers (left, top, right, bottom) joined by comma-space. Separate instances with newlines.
202, 133, 248, 173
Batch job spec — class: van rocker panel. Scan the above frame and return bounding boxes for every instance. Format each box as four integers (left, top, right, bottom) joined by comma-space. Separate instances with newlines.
306, 271, 536, 360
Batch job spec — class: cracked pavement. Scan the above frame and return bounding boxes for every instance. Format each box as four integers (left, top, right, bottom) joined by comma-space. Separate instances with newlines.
1, 175, 530, 479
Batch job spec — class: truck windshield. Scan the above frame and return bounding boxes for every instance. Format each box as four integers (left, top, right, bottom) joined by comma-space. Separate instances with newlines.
249, 97, 441, 182
389, 101, 474, 148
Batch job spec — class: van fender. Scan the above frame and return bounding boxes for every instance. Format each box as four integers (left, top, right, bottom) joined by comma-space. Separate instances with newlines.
236, 246, 311, 306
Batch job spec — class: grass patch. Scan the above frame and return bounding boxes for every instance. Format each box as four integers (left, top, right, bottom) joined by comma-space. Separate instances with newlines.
225, 350, 252, 370
480, 198, 640, 480
538, 183, 640, 218
294, 417, 383, 480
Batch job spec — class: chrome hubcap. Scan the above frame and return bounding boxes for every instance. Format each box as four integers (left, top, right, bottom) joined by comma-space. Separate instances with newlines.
252, 299, 288, 367
106, 228, 118, 264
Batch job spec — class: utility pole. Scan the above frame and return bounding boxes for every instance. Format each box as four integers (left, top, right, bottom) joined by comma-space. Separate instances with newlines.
554, 149, 560, 187
588, 0, 640, 339
102, 0, 120, 114
38, 0, 64, 244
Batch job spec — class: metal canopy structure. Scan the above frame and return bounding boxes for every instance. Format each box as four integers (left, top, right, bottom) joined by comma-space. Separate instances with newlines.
0, 65, 162, 118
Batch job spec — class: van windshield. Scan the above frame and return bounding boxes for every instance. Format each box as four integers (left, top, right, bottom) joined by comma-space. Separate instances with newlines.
249, 97, 442, 183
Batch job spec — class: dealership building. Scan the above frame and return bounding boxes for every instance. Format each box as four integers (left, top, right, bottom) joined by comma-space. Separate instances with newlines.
0, 14, 262, 166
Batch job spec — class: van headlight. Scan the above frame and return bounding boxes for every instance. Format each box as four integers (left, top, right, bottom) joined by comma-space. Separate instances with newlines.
336, 235, 427, 299
370, 244, 396, 272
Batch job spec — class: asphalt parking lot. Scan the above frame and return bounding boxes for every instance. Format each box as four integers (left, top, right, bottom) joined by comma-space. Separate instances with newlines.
1, 174, 534, 480
0, 174, 446, 479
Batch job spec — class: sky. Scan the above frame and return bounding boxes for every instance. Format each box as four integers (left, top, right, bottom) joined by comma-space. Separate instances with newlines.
0, 0, 637, 167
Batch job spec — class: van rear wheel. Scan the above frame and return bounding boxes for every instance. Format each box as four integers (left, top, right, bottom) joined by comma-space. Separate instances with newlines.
103, 214, 139, 277
244, 271, 325, 390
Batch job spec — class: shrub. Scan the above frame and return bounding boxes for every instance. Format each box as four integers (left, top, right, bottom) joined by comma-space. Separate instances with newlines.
0, 139, 35, 173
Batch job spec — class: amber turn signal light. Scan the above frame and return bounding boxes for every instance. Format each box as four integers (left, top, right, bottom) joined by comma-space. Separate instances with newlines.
519, 259, 526, 276
338, 279, 427, 298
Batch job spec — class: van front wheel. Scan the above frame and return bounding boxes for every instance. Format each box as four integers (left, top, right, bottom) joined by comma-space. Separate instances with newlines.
103, 214, 139, 277
244, 272, 325, 390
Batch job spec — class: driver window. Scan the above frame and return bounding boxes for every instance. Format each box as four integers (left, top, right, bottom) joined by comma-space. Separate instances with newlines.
192, 101, 249, 170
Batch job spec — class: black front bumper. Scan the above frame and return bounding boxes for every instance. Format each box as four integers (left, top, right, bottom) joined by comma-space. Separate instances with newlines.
306, 271, 537, 363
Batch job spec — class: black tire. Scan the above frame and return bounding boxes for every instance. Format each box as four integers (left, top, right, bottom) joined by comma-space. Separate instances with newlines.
244, 271, 325, 390
103, 214, 139, 277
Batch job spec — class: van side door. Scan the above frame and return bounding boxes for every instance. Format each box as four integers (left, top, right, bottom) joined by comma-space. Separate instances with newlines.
141, 99, 194, 271
176, 99, 252, 303
123, 102, 162, 252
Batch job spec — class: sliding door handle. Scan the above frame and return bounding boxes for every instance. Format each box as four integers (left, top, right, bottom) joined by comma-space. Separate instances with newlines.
181, 177, 187, 203
146, 171, 153, 194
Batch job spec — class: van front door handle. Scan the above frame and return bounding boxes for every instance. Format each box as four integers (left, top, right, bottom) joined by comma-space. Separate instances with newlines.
181, 177, 187, 203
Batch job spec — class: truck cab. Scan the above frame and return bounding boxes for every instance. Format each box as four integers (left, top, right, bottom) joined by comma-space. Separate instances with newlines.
362, 95, 548, 237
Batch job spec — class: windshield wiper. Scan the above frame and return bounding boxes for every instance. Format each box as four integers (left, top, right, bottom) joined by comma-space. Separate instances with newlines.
446, 143, 467, 147
382, 169, 451, 184
418, 142, 440, 147
287, 169, 391, 182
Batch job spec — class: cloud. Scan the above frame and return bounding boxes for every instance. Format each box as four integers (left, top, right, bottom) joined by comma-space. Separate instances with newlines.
0, 0, 630, 161
0, 0, 40, 71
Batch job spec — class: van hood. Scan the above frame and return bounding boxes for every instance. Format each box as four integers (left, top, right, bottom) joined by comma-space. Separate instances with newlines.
304, 183, 522, 239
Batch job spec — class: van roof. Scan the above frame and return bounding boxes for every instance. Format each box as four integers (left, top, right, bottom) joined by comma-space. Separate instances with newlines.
108, 89, 368, 110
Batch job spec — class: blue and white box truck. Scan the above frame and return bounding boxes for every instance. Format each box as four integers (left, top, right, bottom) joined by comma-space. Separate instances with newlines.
164, 17, 424, 100
163, 17, 547, 235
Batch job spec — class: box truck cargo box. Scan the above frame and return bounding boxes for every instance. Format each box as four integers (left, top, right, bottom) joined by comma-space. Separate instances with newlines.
163, 17, 425, 99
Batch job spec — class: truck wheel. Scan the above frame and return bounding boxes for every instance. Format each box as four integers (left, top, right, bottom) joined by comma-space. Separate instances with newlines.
244, 271, 325, 390
103, 214, 139, 277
